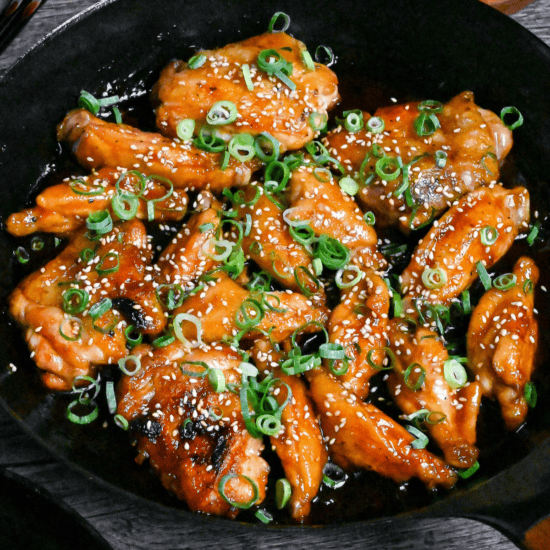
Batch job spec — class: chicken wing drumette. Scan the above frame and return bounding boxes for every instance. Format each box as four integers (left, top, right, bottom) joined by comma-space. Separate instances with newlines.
116, 342, 269, 517
467, 257, 539, 430
58, 109, 259, 192
9, 219, 165, 390
6, 167, 188, 237
324, 92, 512, 232
152, 32, 339, 152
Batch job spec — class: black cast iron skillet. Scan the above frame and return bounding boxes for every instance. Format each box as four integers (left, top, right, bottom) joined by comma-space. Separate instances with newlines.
1, 0, 550, 547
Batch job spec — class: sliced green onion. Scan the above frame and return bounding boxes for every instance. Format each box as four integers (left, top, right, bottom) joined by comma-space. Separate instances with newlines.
114, 415, 129, 430
414, 112, 440, 136
66, 399, 98, 425
112, 192, 139, 220
274, 69, 296, 90
276, 478, 292, 509
339, 176, 359, 196
62, 289, 89, 315
500, 106, 523, 131
113, 106, 122, 124
228, 133, 255, 162
457, 461, 480, 479
335, 265, 362, 288
254, 132, 280, 163
72, 375, 101, 400
366, 116, 384, 134
78, 90, 100, 115
404, 363, 426, 391
173, 313, 203, 347
341, 110, 363, 133
523, 279, 534, 294
422, 267, 447, 290
188, 54, 206, 69
281, 353, 321, 375
375, 156, 401, 181
86, 210, 112, 234
493, 273, 517, 291
208, 368, 226, 393
115, 170, 147, 197
315, 45, 335, 67
525, 381, 537, 408
118, 355, 142, 376
152, 333, 175, 348
176, 119, 195, 141
257, 49, 286, 74
316, 234, 350, 270
106, 381, 117, 414
481, 151, 497, 175
435, 150, 447, 168
193, 125, 226, 152
207, 100, 238, 126
476, 261, 492, 291
322, 463, 346, 488
461, 290, 472, 315
256, 414, 282, 436
426, 411, 447, 425
480, 226, 498, 246
218, 473, 259, 509
69, 177, 104, 196
406, 425, 429, 449
364, 212, 376, 226
180, 360, 209, 377
301, 49, 315, 71
308, 111, 327, 132
268, 11, 290, 32
59, 316, 83, 341
289, 224, 315, 246
527, 221, 540, 246
146, 175, 173, 221
444, 358, 468, 389
96, 252, 120, 275
418, 100, 443, 113
124, 325, 143, 347
367, 347, 395, 370
255, 509, 273, 524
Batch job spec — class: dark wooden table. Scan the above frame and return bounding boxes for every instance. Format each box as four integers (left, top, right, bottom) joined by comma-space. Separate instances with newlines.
1, 1, 550, 549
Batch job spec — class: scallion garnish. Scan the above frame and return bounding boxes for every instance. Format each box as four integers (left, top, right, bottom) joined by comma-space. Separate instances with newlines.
86, 210, 113, 235
476, 261, 492, 291
457, 461, 480, 479
112, 192, 139, 220
500, 106, 523, 130
255, 509, 273, 524
176, 119, 195, 141
62, 289, 89, 315
406, 425, 429, 449
193, 125, 226, 152
435, 150, 447, 168
404, 362, 426, 391
527, 221, 541, 246
375, 156, 401, 181
366, 116, 384, 134
276, 478, 292, 509
218, 473, 260, 509
70, 177, 104, 196
418, 99, 443, 113
443, 358, 467, 389
363, 211, 376, 226
316, 234, 350, 270
78, 90, 100, 115
335, 265, 362, 288
315, 45, 335, 67
146, 175, 173, 221
228, 133, 255, 162
124, 325, 143, 347
525, 381, 537, 408
480, 226, 498, 246
367, 347, 395, 370
493, 273, 517, 291
414, 112, 440, 136
422, 267, 447, 290
268, 11, 290, 33
523, 279, 534, 294
339, 176, 359, 196
207, 100, 238, 126
118, 355, 142, 376
301, 49, 315, 71
322, 463, 346, 488
66, 398, 99, 425
114, 415, 129, 430
188, 54, 206, 69
173, 313, 203, 347
96, 252, 120, 275
59, 316, 83, 341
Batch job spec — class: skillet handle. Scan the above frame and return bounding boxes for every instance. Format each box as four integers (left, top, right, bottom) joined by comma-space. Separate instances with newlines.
522, 517, 550, 550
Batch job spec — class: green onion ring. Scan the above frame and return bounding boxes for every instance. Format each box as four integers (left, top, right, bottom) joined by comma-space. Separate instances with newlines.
219, 473, 260, 509
173, 313, 203, 347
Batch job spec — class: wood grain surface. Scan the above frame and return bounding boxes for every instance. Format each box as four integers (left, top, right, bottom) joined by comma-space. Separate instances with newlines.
1, 1, 550, 549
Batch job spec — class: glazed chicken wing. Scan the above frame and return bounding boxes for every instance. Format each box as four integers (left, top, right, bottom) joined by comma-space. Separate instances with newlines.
117, 342, 269, 517
58, 109, 259, 192
324, 92, 512, 232
172, 272, 328, 345
326, 268, 390, 399
288, 166, 385, 270
467, 257, 539, 430
387, 324, 481, 468
6, 167, 188, 237
152, 32, 339, 152
401, 185, 529, 310
252, 340, 327, 521
235, 182, 324, 303
9, 220, 165, 390
306, 369, 457, 489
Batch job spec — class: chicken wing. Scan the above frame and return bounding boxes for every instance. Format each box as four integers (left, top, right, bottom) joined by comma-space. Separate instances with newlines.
324, 92, 512, 232
235, 182, 324, 303
152, 32, 339, 152
252, 339, 327, 521
326, 268, 390, 399
306, 368, 457, 489
387, 324, 481, 468
6, 167, 188, 237
116, 342, 269, 517
467, 257, 539, 430
288, 166, 385, 270
9, 220, 165, 390
172, 272, 329, 345
401, 185, 529, 309
57, 109, 259, 192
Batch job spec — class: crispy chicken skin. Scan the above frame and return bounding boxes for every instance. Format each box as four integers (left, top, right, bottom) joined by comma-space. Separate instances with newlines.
323, 92, 512, 232
152, 32, 339, 152
9, 220, 165, 390
401, 185, 530, 308
288, 166, 386, 270
252, 340, 327, 521
117, 342, 269, 517
173, 272, 329, 345
235, 182, 325, 302
6, 167, 188, 237
467, 257, 539, 430
387, 324, 481, 469
326, 268, 390, 399
307, 368, 457, 489
57, 109, 259, 192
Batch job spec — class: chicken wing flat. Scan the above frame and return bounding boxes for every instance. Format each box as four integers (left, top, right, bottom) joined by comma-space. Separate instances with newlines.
235, 182, 324, 302
172, 272, 328, 345
116, 342, 269, 517
326, 268, 390, 399
152, 32, 339, 152
252, 339, 327, 521
9, 220, 165, 390
467, 257, 539, 430
307, 368, 457, 489
401, 185, 529, 309
323, 92, 512, 232
288, 166, 385, 270
387, 324, 481, 469
58, 109, 259, 192
6, 167, 188, 237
